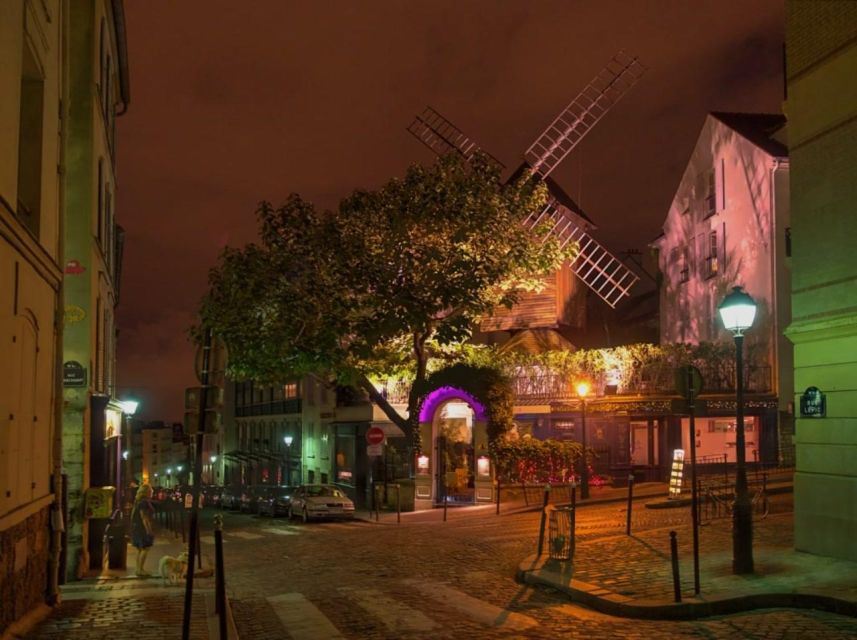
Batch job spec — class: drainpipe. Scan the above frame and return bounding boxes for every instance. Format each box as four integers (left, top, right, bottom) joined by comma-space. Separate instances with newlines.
47, 0, 69, 605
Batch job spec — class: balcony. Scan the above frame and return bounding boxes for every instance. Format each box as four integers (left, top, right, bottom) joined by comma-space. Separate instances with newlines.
236, 398, 302, 417
513, 363, 772, 403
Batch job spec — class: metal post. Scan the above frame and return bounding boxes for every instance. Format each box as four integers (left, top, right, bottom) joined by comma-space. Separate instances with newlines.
580, 398, 589, 499
626, 474, 634, 536
732, 334, 754, 574
182, 326, 211, 640
537, 484, 551, 556
688, 370, 701, 595
496, 477, 501, 516
214, 514, 227, 640
670, 530, 681, 603
395, 484, 400, 524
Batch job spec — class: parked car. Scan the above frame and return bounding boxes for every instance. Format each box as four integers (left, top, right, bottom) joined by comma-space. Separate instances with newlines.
288, 484, 355, 522
202, 485, 222, 508
257, 486, 295, 517
239, 485, 269, 513
220, 485, 243, 510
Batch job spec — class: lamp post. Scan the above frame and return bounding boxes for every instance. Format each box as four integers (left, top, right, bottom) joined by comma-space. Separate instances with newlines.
576, 381, 591, 500
718, 285, 757, 574
283, 435, 293, 485
209, 455, 218, 485
118, 399, 139, 514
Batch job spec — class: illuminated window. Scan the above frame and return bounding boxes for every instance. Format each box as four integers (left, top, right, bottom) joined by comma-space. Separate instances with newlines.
283, 382, 298, 399
705, 230, 719, 278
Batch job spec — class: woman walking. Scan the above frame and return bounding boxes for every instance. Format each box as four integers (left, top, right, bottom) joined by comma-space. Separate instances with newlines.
130, 484, 155, 576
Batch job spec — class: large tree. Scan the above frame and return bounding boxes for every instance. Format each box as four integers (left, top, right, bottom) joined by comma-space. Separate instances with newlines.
200, 153, 574, 450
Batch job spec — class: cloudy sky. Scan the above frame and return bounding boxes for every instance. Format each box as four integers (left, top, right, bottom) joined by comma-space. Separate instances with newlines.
116, 0, 785, 422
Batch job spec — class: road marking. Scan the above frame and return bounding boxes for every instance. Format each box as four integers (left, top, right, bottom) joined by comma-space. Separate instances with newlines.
267, 592, 345, 640
261, 527, 300, 535
229, 531, 264, 540
339, 587, 438, 633
402, 579, 538, 631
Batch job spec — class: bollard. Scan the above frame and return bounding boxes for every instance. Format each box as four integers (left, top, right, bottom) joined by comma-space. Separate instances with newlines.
626, 474, 634, 536
536, 484, 551, 556
213, 514, 227, 640
375, 484, 380, 522
496, 478, 501, 516
670, 530, 681, 603
395, 484, 401, 524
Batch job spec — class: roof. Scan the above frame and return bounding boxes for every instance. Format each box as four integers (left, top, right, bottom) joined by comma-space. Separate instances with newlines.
499, 328, 576, 355
507, 162, 595, 227
710, 112, 787, 158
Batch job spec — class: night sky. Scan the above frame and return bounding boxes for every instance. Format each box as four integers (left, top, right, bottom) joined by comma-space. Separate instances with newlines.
116, 1, 785, 422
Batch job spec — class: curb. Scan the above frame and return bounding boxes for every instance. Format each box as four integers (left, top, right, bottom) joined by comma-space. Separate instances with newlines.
516, 555, 857, 620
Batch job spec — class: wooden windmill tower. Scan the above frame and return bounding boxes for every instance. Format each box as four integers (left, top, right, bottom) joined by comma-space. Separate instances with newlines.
407, 52, 645, 342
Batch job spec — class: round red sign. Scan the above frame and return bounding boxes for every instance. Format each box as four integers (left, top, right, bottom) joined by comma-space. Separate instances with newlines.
366, 426, 385, 445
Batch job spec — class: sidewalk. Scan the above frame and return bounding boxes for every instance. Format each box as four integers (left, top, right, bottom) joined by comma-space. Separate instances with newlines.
518, 474, 857, 620
15, 521, 235, 640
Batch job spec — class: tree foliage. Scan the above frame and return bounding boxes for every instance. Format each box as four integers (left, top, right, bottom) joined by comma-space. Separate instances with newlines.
200, 153, 574, 446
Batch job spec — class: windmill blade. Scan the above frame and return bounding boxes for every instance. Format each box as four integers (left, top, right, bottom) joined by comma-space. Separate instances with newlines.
523, 197, 640, 308
525, 52, 646, 179
407, 106, 505, 169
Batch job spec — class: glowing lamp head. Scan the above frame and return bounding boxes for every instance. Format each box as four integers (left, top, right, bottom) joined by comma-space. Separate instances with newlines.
575, 381, 591, 398
210, 455, 217, 463
166, 468, 172, 475
177, 465, 183, 472
119, 399, 139, 415
284, 435, 294, 447
718, 286, 757, 336
122, 450, 129, 460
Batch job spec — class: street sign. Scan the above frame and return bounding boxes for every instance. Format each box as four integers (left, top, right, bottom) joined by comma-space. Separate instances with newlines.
366, 426, 385, 446
367, 443, 383, 457
800, 386, 826, 418
183, 409, 220, 435
675, 365, 703, 399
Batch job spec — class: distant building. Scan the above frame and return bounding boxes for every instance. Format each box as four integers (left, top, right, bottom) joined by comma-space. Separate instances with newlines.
0, 1, 65, 630
60, 0, 130, 581
137, 422, 189, 488
652, 111, 792, 465
785, 1, 857, 562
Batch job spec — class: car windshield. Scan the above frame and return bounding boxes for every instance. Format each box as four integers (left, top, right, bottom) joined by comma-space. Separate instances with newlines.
305, 485, 344, 498
275, 488, 293, 498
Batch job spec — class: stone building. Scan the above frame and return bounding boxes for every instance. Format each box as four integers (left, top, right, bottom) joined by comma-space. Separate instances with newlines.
0, 1, 65, 631
785, 1, 857, 562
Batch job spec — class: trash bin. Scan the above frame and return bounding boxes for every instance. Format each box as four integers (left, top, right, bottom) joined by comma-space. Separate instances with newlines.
549, 506, 575, 561
104, 511, 128, 570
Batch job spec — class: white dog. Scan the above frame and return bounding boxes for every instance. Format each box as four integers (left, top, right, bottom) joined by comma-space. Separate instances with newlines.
158, 551, 189, 585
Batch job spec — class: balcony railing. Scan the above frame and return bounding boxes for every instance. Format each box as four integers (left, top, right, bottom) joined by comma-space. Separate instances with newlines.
513, 363, 772, 402
235, 398, 302, 417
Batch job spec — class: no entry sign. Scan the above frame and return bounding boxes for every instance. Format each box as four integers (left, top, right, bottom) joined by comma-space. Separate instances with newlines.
366, 426, 385, 445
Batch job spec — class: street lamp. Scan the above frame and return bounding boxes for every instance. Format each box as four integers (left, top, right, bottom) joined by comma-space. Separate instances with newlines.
209, 455, 218, 484
718, 285, 757, 574
118, 399, 139, 515
283, 435, 293, 485
575, 381, 591, 500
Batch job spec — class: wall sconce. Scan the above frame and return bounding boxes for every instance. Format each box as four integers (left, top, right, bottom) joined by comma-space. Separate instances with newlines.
477, 455, 490, 478
417, 454, 430, 476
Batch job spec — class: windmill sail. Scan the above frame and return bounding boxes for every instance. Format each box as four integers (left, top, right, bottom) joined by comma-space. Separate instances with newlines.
525, 52, 645, 179
523, 197, 639, 308
407, 106, 504, 169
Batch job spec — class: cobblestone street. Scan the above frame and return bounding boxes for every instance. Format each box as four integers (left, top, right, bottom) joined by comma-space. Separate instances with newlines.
24, 493, 857, 639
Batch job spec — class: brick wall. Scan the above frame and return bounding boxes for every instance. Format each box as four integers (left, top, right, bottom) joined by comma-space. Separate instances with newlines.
0, 506, 50, 633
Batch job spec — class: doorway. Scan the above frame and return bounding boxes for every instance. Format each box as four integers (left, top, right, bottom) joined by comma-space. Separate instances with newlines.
435, 401, 475, 504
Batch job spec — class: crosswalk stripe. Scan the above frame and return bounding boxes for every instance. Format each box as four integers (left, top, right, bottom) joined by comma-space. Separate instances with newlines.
267, 592, 345, 640
401, 579, 538, 631
338, 586, 438, 633
229, 531, 264, 540
261, 527, 300, 535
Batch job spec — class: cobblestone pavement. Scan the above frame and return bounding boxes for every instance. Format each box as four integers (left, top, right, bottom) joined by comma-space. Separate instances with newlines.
25, 589, 208, 639
205, 494, 857, 639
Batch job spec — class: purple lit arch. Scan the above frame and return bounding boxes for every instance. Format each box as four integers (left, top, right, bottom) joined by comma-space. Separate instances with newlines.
418, 386, 488, 423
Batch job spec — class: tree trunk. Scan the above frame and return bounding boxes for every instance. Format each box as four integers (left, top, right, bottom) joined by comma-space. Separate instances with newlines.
407, 330, 431, 454
355, 373, 408, 432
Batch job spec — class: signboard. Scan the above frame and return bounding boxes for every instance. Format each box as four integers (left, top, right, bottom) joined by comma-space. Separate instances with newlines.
367, 443, 383, 457
800, 386, 826, 418
84, 486, 115, 519
668, 449, 685, 499
63, 361, 87, 387
366, 426, 385, 445
675, 365, 704, 399
104, 408, 122, 439
184, 493, 204, 509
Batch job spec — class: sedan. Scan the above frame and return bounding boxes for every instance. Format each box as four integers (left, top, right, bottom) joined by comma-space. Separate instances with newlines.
239, 485, 269, 513
220, 485, 243, 510
257, 486, 295, 517
288, 484, 355, 522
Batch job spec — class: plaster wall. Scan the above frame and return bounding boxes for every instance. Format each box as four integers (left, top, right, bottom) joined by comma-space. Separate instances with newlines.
786, 1, 857, 561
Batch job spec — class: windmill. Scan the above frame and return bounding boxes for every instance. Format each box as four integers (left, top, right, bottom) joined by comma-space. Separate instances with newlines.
407, 52, 645, 311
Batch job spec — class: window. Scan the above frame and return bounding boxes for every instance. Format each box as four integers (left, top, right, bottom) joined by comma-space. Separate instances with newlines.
17, 44, 44, 236
679, 246, 689, 283
283, 382, 298, 398
705, 230, 719, 278
97, 160, 104, 244
785, 227, 792, 257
